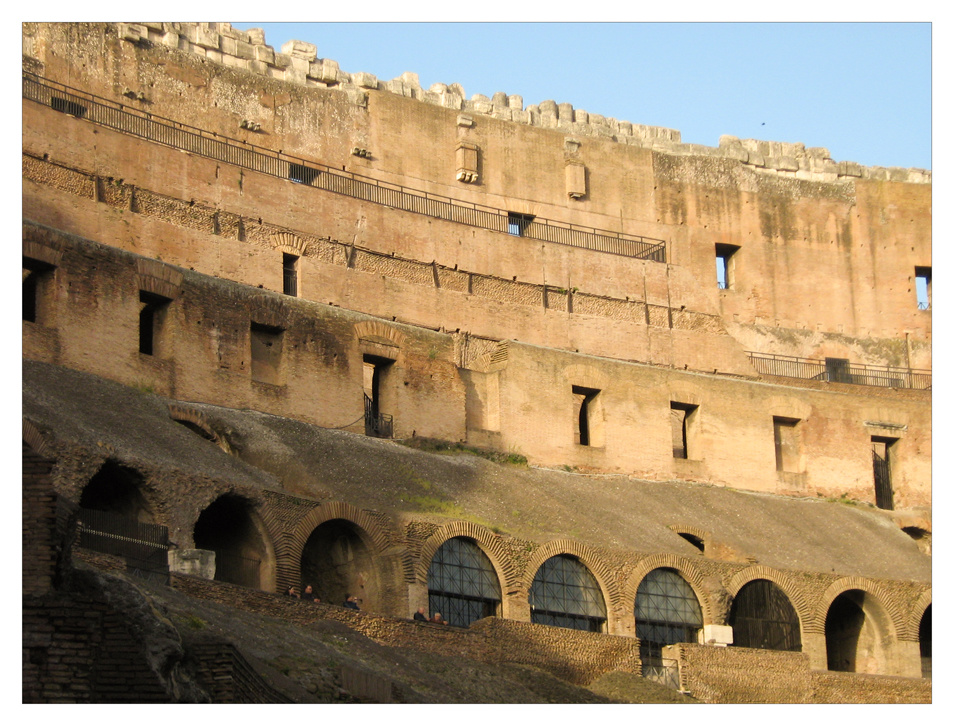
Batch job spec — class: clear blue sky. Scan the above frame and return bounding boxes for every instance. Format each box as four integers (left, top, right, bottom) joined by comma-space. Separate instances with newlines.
235, 23, 931, 171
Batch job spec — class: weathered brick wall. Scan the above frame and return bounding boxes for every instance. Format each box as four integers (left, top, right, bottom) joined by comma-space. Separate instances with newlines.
188, 642, 293, 703
22, 444, 60, 596
672, 643, 929, 704
22, 594, 173, 703
171, 573, 640, 686
810, 670, 931, 704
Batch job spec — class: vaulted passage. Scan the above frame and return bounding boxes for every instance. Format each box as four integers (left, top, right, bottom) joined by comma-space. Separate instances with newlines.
529, 555, 606, 632
427, 537, 501, 627
79, 460, 154, 523
729, 579, 801, 651
919, 604, 931, 678
193, 494, 274, 590
824, 589, 891, 674
300, 519, 379, 611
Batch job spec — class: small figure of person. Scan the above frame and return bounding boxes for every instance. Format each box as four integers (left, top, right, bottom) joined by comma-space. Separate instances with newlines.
285, 586, 300, 598
302, 584, 319, 603
429, 612, 446, 624
413, 606, 428, 622
343, 593, 360, 610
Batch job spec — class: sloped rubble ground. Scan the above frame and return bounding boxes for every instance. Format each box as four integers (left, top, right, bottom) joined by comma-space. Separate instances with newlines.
86, 561, 696, 704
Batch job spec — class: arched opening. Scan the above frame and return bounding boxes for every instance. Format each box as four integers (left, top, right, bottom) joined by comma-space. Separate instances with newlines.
529, 555, 606, 633
635, 568, 703, 677
79, 461, 154, 523
300, 519, 380, 610
427, 537, 502, 627
729, 579, 801, 651
193, 494, 273, 590
824, 589, 889, 674
919, 604, 931, 678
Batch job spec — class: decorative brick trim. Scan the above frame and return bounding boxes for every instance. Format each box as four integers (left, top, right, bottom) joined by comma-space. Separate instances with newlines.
22, 418, 56, 459
811, 577, 906, 640
905, 588, 932, 642
269, 231, 308, 256
621, 554, 717, 626
167, 404, 229, 451
727, 565, 813, 635
413, 521, 518, 590
285, 501, 395, 581
521, 538, 620, 614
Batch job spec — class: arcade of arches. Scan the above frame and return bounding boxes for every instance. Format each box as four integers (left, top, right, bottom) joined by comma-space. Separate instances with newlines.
76, 470, 930, 680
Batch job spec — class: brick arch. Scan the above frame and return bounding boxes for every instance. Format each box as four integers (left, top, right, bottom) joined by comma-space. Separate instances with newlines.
167, 404, 231, 453
907, 589, 932, 642
22, 418, 55, 459
764, 395, 812, 422
812, 577, 905, 640
562, 364, 608, 391
135, 258, 183, 300
190, 487, 279, 592
522, 539, 620, 613
285, 501, 394, 570
622, 554, 717, 627
727, 566, 813, 634
270, 231, 308, 256
354, 320, 406, 349
414, 521, 518, 590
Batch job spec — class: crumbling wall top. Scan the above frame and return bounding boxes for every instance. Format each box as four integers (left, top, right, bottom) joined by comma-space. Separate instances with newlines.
42, 23, 932, 185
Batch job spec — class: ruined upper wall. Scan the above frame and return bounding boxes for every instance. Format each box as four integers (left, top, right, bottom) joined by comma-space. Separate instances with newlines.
77, 22, 929, 186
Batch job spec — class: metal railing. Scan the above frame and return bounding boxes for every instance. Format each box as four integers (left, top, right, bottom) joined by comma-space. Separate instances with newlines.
23, 72, 667, 263
76, 507, 170, 584
364, 393, 393, 438
747, 352, 931, 390
213, 552, 263, 588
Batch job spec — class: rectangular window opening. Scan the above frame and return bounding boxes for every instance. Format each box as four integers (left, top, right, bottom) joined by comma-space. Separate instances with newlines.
715, 244, 739, 290
363, 354, 394, 438
50, 96, 87, 118
773, 417, 800, 472
508, 212, 534, 237
915, 266, 931, 310
250, 322, 284, 385
23, 257, 55, 324
139, 291, 171, 356
283, 254, 299, 297
572, 385, 600, 446
671, 402, 698, 459
871, 437, 897, 510
288, 162, 320, 185
825, 357, 852, 384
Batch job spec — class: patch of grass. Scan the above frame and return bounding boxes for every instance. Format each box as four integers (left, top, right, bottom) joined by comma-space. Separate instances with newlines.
132, 380, 156, 395
405, 494, 506, 534
185, 614, 205, 629
399, 437, 528, 467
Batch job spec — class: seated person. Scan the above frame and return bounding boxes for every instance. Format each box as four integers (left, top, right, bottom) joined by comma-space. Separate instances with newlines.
413, 607, 428, 622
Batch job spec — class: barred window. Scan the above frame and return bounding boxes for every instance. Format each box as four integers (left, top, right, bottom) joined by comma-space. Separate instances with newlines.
729, 579, 802, 651
529, 555, 606, 632
635, 568, 703, 666
427, 537, 501, 627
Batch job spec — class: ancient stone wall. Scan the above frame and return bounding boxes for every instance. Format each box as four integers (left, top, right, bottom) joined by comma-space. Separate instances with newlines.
671, 643, 929, 703
22, 226, 930, 505
21, 22, 932, 363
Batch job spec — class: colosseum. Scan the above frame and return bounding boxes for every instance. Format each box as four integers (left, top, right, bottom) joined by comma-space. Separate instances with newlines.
22, 22, 931, 703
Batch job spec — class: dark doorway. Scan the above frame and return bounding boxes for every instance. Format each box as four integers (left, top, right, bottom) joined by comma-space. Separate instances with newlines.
80, 461, 154, 523
300, 519, 379, 610
729, 579, 801, 651
193, 494, 272, 590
